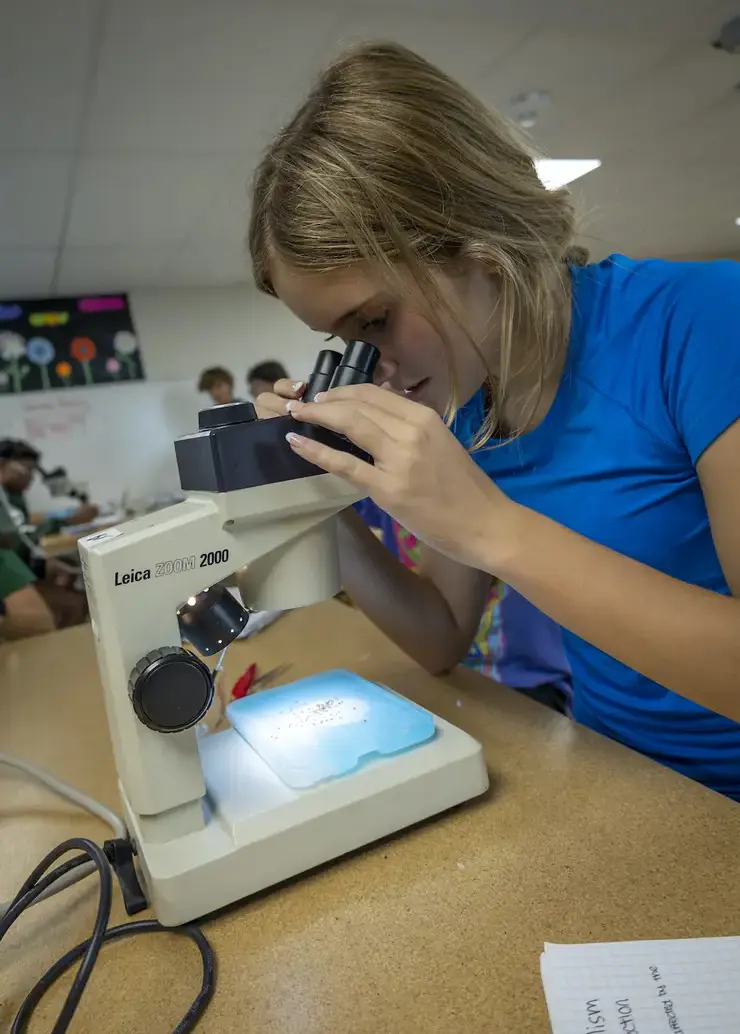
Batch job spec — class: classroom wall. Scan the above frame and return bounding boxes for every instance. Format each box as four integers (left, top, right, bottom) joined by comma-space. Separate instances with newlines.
131, 284, 325, 387
5, 285, 325, 511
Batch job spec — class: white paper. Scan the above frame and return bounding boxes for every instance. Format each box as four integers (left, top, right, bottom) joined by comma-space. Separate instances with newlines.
541, 937, 740, 1033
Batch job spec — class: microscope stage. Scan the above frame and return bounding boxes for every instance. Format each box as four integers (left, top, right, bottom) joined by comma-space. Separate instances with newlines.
123, 711, 488, 926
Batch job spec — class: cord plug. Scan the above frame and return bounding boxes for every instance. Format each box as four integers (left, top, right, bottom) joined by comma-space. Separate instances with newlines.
103, 838, 148, 915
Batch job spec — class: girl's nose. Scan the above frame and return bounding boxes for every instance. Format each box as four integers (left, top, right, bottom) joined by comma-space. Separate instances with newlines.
374, 354, 399, 385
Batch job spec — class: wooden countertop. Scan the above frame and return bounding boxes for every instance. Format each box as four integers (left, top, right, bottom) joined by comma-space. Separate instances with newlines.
1, 601, 738, 1033
40, 519, 120, 557
39, 531, 83, 556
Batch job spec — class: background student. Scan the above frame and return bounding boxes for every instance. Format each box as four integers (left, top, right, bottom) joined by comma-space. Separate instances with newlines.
0, 440, 89, 629
0, 545, 55, 640
197, 366, 240, 406
0, 439, 98, 533
247, 360, 289, 400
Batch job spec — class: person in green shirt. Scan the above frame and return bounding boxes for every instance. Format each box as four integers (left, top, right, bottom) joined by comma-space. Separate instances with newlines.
0, 438, 98, 533
0, 547, 54, 640
0, 440, 90, 629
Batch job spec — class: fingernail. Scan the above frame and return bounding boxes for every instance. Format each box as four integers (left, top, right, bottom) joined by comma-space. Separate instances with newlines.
292, 381, 304, 393
285, 399, 300, 414
313, 391, 326, 403
286, 432, 305, 447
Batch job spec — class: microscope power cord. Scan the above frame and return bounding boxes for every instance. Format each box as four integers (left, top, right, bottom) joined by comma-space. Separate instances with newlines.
0, 753, 127, 917
1, 837, 216, 1034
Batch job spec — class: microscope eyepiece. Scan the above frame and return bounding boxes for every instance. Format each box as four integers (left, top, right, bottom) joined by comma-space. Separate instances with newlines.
329, 340, 380, 390
304, 349, 342, 402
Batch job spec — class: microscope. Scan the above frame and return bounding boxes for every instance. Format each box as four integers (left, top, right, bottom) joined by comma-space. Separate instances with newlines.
79, 342, 488, 926
40, 464, 90, 506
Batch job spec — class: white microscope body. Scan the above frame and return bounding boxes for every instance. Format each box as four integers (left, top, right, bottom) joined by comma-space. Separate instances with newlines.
79, 384, 488, 926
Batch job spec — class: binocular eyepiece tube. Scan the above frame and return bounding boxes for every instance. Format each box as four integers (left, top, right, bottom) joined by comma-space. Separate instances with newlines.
304, 340, 380, 402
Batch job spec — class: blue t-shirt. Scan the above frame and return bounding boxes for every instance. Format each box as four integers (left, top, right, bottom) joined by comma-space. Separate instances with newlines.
452, 255, 740, 799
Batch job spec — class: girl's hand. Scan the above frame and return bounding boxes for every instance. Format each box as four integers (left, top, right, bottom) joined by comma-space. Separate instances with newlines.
254, 378, 306, 419
285, 384, 515, 570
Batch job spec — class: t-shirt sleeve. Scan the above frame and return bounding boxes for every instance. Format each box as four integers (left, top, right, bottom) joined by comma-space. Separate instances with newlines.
662, 260, 740, 465
0, 548, 36, 599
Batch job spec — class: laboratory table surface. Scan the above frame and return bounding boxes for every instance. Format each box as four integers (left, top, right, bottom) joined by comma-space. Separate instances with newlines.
1, 600, 738, 1033
40, 518, 120, 557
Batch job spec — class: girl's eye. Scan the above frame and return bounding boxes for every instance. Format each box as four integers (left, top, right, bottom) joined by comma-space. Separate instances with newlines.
359, 314, 387, 334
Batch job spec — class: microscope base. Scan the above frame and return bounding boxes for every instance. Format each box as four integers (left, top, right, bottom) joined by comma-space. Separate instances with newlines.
122, 716, 488, 926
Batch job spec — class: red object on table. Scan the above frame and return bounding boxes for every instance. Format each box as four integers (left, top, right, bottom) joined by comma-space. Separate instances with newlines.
231, 663, 257, 700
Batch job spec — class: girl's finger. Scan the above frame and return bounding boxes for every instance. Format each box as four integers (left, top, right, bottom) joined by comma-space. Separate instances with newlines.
286, 432, 380, 488
273, 378, 306, 400
288, 398, 408, 451
315, 382, 425, 419
254, 392, 294, 419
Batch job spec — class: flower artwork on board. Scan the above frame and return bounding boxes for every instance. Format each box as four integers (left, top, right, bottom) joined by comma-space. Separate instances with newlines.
0, 332, 30, 392
0, 294, 144, 393
55, 360, 73, 386
70, 336, 97, 384
113, 331, 140, 378
26, 337, 56, 390
29, 311, 69, 327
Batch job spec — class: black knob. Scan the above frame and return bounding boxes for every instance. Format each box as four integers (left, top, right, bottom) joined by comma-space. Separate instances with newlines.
198, 401, 257, 430
129, 647, 214, 733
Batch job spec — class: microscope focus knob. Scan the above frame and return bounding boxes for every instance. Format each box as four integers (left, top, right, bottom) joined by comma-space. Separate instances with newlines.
129, 647, 214, 734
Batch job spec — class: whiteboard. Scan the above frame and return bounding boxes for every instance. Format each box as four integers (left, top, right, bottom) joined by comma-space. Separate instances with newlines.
1, 379, 202, 511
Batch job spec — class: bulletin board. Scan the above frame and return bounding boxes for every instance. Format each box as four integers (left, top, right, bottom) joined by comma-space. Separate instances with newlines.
0, 294, 145, 394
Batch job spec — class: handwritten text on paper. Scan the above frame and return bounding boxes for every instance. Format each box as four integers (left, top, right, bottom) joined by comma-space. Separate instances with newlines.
583, 964, 685, 1034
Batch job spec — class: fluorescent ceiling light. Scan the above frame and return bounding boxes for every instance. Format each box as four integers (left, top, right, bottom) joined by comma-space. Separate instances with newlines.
734, 216, 740, 227
536, 158, 602, 190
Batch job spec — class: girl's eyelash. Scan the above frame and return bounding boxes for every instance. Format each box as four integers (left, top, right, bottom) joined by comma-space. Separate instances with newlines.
323, 313, 387, 344
359, 314, 388, 333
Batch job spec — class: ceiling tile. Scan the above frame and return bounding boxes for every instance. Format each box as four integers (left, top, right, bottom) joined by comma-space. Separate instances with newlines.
328, 9, 533, 95
85, 1, 346, 153
183, 162, 253, 249
56, 246, 175, 295
0, 0, 97, 151
0, 250, 55, 299
65, 155, 235, 247
479, 29, 668, 152
160, 244, 250, 287
593, 46, 740, 161
0, 153, 74, 248
512, 0, 740, 42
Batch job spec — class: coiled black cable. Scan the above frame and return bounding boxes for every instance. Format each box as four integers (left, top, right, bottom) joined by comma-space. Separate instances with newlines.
0, 837, 215, 1033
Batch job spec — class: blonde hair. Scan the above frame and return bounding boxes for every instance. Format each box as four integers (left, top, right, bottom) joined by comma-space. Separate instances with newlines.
249, 41, 581, 441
